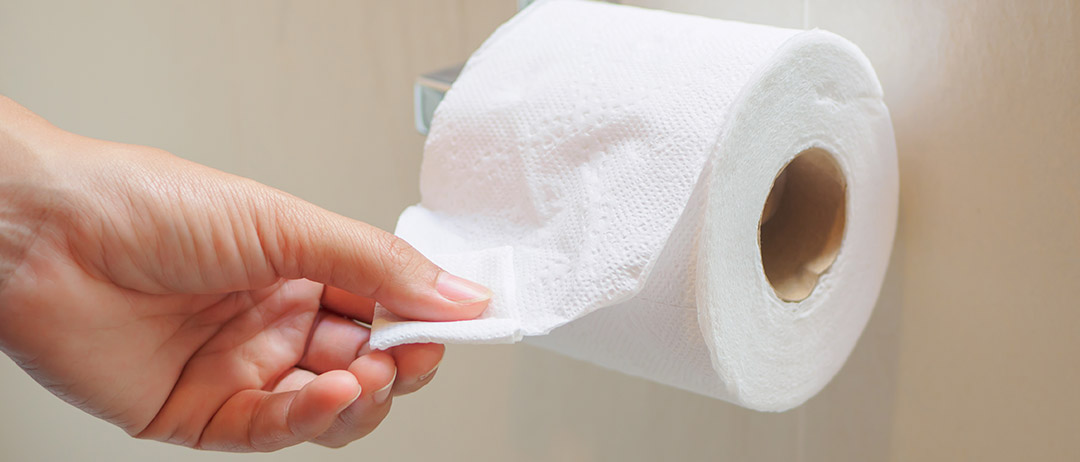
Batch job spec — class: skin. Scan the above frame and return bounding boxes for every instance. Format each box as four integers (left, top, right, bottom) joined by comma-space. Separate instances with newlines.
0, 95, 491, 452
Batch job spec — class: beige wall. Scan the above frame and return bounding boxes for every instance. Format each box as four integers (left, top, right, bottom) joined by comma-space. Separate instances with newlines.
0, 1, 1077, 460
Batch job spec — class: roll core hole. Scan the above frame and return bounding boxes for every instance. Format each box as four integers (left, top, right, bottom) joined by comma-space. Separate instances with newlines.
759, 148, 847, 302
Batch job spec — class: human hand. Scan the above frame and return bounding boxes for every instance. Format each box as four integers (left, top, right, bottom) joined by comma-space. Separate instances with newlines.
0, 96, 490, 451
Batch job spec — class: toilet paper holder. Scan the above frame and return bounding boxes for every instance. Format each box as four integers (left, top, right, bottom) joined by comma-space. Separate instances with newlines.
414, 0, 537, 135
413, 63, 462, 135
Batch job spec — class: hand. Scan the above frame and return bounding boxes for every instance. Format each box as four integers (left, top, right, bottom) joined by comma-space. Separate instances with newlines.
0, 96, 491, 451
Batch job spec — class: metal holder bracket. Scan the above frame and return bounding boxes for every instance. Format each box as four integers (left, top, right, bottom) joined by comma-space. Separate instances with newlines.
413, 0, 537, 135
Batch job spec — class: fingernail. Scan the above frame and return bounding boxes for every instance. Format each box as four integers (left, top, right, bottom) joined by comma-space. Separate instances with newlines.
435, 272, 492, 304
417, 364, 439, 383
374, 370, 396, 405
339, 386, 362, 412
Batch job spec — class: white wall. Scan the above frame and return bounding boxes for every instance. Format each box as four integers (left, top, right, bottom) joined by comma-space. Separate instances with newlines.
1, 1, 1076, 460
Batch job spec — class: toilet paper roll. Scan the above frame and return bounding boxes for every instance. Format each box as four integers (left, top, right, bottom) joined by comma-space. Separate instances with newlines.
370, 0, 898, 411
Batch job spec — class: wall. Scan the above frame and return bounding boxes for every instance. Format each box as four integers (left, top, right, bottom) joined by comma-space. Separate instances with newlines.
0, 1, 1077, 460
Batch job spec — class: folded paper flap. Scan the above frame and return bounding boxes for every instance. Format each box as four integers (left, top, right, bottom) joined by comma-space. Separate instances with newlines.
370, 315, 522, 349
369, 245, 521, 349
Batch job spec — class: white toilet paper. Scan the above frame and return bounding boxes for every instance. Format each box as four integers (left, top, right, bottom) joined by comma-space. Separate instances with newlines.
371, 0, 898, 411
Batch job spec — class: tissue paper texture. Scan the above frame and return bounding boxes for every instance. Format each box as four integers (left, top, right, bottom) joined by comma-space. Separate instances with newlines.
371, 0, 897, 411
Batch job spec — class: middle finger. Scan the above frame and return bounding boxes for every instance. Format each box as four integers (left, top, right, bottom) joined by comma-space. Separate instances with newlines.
297, 310, 370, 374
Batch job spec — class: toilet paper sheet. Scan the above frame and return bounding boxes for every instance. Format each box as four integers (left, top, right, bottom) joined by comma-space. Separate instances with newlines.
370, 0, 897, 411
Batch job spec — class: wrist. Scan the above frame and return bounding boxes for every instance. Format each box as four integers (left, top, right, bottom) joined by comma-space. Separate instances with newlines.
0, 96, 68, 182
0, 96, 63, 299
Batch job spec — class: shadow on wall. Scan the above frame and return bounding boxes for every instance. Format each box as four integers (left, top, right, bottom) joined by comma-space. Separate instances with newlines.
497, 235, 906, 461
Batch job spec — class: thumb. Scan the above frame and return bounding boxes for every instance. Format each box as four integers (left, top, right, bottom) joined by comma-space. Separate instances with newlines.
261, 192, 490, 322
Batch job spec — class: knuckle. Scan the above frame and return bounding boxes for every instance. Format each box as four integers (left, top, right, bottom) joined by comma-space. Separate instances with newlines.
375, 233, 427, 277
